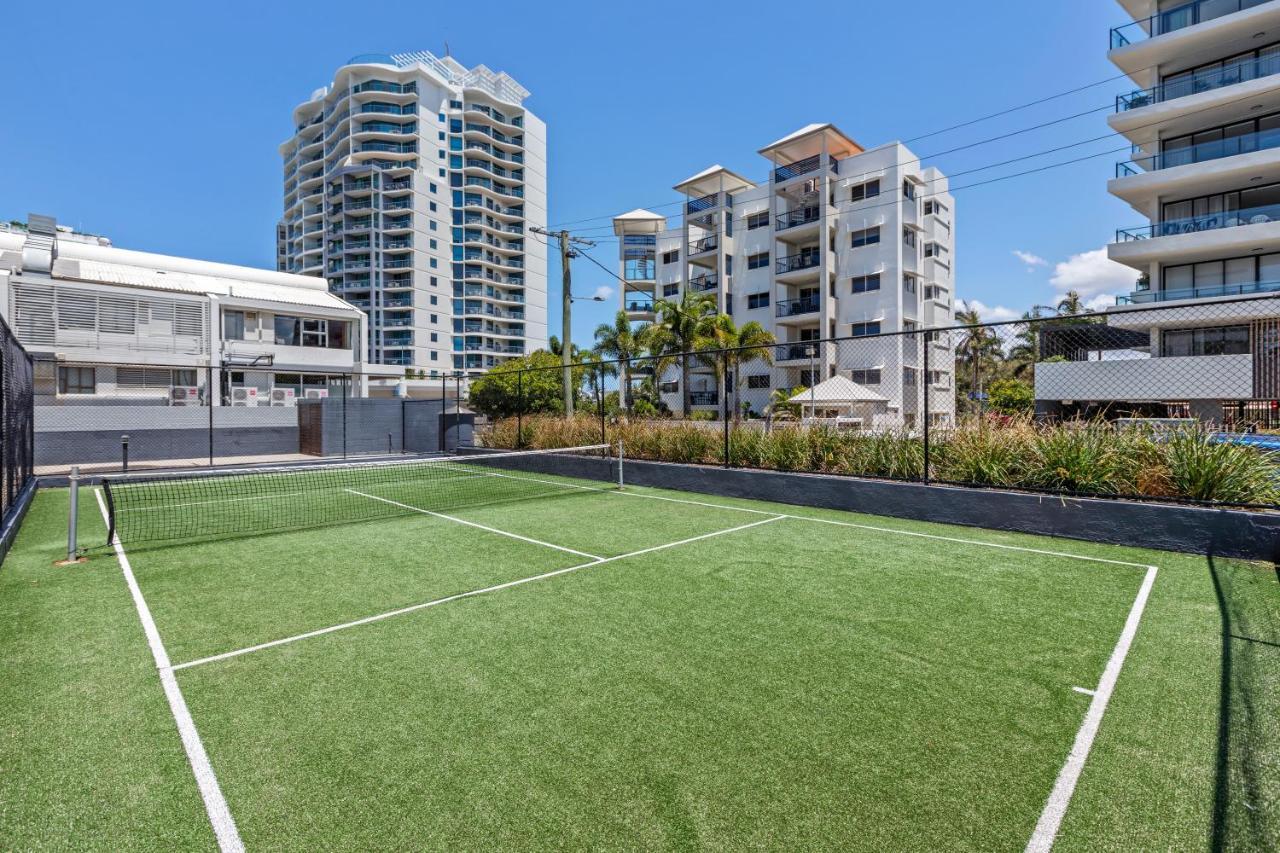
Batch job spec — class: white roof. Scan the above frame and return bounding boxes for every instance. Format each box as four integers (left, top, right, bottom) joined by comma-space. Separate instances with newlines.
788, 374, 888, 404
613, 208, 666, 221
762, 124, 829, 150
0, 231, 357, 314
673, 164, 755, 193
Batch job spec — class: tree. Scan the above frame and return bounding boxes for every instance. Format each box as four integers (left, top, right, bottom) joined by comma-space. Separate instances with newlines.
593, 311, 648, 416
468, 351, 584, 418
955, 302, 1003, 415
987, 378, 1034, 415
1006, 307, 1045, 379
1056, 290, 1085, 317
649, 292, 718, 416
766, 386, 806, 421
699, 314, 776, 422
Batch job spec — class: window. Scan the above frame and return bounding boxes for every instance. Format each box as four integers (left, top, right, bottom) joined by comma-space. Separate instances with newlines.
747, 252, 770, 270
850, 180, 880, 202
903, 367, 917, 386
851, 273, 881, 294
903, 228, 917, 248
850, 369, 881, 385
623, 234, 657, 246
1161, 326, 1250, 357
430, 351, 438, 361
223, 310, 255, 341
746, 375, 770, 389
746, 211, 769, 230
902, 179, 916, 200
747, 292, 770, 310
430, 295, 438, 306
662, 250, 680, 265
301, 318, 326, 347
274, 315, 301, 346
924, 199, 947, 217
663, 284, 680, 297
725, 256, 733, 275
430, 314, 438, 323
925, 242, 948, 259
430, 332, 438, 342
903, 274, 917, 294
850, 321, 881, 337
851, 227, 880, 248
58, 366, 95, 395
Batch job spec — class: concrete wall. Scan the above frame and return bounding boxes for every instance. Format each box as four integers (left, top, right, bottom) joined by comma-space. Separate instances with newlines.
298, 398, 474, 456
1035, 353, 1253, 401
461, 450, 1280, 561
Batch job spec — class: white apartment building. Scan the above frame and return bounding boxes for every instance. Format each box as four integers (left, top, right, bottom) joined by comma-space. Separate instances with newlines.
0, 214, 383, 405
1040, 0, 1280, 423
279, 51, 548, 377
613, 124, 957, 429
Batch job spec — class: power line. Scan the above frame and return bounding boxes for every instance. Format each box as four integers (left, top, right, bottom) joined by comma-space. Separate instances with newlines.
544, 70, 1150, 231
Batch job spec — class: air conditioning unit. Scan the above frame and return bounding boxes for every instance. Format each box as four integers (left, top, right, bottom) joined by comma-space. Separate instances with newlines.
270, 388, 296, 407
230, 387, 258, 406
170, 386, 200, 406
304, 388, 330, 399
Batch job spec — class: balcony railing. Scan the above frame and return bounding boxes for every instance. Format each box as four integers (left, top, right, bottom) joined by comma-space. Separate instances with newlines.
689, 391, 718, 406
1117, 201, 1280, 241
625, 297, 656, 312
689, 273, 719, 292
775, 343, 819, 362
776, 251, 821, 274
686, 192, 733, 213
688, 236, 718, 255
776, 295, 820, 317
775, 206, 820, 231
1116, 126, 1280, 175
1116, 49, 1280, 112
772, 155, 839, 182
361, 141, 417, 154
1111, 0, 1267, 49
1116, 278, 1280, 304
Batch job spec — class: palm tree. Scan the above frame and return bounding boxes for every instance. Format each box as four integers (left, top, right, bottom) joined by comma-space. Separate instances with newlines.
577, 349, 615, 414
593, 311, 648, 416
699, 314, 776, 421
547, 335, 581, 361
1006, 307, 1044, 379
650, 291, 718, 416
956, 302, 1003, 414
1056, 290, 1085, 317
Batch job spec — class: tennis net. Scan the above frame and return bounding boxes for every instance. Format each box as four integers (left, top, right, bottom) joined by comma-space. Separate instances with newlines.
100, 444, 617, 545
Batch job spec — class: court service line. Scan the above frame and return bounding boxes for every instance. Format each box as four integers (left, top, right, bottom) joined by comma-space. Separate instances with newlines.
1026, 564, 1158, 853
171, 514, 785, 672
482, 469, 1158, 570
343, 488, 603, 560
92, 490, 245, 853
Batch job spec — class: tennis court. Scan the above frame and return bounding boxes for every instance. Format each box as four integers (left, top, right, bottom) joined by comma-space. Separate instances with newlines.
2, 446, 1275, 850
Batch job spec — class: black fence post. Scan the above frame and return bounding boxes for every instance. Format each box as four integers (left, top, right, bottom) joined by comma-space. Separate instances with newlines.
721, 349, 730, 469
342, 373, 349, 459
207, 362, 214, 466
455, 374, 462, 452
439, 374, 446, 453
922, 332, 931, 485
516, 368, 523, 450
596, 364, 605, 447
121, 434, 129, 473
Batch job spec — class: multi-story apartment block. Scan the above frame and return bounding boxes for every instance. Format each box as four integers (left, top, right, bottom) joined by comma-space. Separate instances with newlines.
613, 124, 957, 429
1038, 0, 1280, 423
279, 51, 548, 377
0, 214, 380, 405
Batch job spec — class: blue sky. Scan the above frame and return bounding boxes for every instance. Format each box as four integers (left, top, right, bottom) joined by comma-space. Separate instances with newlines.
0, 0, 1140, 343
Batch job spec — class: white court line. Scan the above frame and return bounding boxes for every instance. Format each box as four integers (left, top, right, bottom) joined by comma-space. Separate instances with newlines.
480, 469, 1157, 569
171, 515, 784, 671
92, 489, 244, 853
344, 488, 603, 561
1025, 564, 1158, 853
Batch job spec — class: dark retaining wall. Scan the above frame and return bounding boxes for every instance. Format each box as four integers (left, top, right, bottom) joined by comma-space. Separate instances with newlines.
460, 449, 1280, 562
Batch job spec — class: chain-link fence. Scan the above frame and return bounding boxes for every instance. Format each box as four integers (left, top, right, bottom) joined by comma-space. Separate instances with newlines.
33, 361, 474, 473
472, 295, 1280, 509
1, 316, 34, 521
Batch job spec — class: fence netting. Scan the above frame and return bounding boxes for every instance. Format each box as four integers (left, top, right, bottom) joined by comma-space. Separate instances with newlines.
1, 316, 34, 520
474, 295, 1280, 509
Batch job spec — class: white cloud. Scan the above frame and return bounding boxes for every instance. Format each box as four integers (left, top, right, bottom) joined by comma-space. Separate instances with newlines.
1049, 248, 1137, 299
964, 299, 1021, 324
1012, 250, 1047, 271
592, 285, 614, 300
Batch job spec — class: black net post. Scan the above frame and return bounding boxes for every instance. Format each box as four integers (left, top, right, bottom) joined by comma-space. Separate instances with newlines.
516, 368, 524, 450
721, 349, 730, 468
455, 374, 462, 452
922, 331, 931, 485
342, 373, 349, 459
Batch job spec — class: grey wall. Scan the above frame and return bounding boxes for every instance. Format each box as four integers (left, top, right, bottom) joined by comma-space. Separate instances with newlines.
460, 450, 1280, 561
300, 398, 473, 456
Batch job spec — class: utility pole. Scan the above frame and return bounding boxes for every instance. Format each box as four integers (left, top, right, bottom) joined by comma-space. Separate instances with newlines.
531, 225, 595, 417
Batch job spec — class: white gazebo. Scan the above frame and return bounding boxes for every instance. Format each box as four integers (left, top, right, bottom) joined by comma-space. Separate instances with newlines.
787, 374, 890, 430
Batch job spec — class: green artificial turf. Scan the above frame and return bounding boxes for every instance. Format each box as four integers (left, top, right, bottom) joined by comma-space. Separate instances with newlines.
0, 475, 1275, 850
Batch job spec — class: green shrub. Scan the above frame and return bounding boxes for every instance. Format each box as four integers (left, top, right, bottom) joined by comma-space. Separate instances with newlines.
1164, 430, 1280, 505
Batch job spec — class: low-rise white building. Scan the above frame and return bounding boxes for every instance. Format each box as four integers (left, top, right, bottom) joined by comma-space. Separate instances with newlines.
0, 215, 394, 406
613, 124, 957, 429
